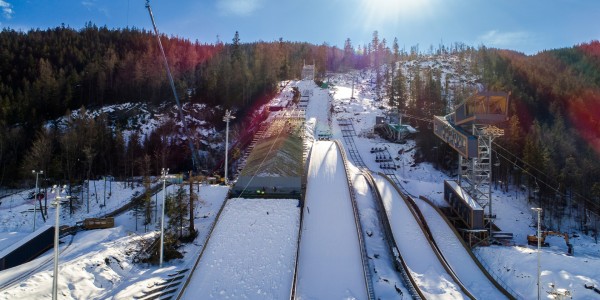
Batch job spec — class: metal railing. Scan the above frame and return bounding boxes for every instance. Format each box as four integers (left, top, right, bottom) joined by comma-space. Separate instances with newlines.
472, 241, 525, 299
362, 172, 423, 300
380, 173, 476, 300
174, 195, 231, 300
418, 195, 518, 299
336, 119, 423, 299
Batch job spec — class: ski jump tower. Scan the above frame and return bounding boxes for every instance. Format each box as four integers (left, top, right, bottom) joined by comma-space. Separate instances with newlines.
433, 91, 509, 233
301, 61, 315, 81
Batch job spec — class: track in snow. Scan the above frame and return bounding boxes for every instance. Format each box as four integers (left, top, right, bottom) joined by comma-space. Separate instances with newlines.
374, 175, 468, 300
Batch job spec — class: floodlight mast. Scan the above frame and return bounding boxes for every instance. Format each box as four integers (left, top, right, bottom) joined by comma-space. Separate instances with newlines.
160, 168, 169, 267
532, 207, 543, 300
223, 110, 235, 185
145, 0, 200, 173
51, 185, 70, 300
32, 170, 43, 231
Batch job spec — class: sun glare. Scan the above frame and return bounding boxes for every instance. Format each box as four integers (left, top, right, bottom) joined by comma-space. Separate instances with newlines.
359, 0, 432, 29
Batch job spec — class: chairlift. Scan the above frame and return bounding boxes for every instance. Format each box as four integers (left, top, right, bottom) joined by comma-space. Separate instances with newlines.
494, 154, 501, 167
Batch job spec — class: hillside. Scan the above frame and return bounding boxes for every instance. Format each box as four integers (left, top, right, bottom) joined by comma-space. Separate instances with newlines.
1, 73, 599, 299
1, 27, 599, 216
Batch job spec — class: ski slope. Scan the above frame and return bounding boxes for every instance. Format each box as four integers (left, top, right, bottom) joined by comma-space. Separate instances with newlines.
181, 198, 300, 299
295, 141, 367, 299
414, 197, 508, 299
373, 174, 467, 300
297, 80, 330, 140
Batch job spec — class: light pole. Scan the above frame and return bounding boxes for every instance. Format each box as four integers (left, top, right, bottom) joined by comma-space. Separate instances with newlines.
32, 170, 43, 232
351, 75, 356, 100
532, 207, 543, 300
223, 109, 235, 185
160, 168, 169, 268
51, 185, 70, 300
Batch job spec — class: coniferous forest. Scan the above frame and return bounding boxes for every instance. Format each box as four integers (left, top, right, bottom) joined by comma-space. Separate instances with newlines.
0, 25, 599, 217
0, 25, 348, 185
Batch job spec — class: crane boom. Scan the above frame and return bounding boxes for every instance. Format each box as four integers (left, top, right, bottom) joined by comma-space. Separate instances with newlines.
145, 0, 199, 172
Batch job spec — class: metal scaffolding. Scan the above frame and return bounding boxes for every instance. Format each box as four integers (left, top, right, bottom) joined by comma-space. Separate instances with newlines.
458, 125, 504, 231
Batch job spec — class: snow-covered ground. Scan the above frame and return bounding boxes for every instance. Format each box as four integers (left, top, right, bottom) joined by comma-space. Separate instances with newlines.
2, 55, 600, 299
0, 182, 229, 299
413, 197, 507, 298
299, 79, 331, 141
374, 174, 466, 299
181, 198, 300, 299
345, 160, 408, 298
296, 141, 367, 299
326, 64, 600, 299
0, 180, 146, 233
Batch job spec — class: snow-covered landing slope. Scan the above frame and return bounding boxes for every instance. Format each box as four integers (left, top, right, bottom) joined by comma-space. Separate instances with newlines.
181, 198, 300, 300
296, 141, 368, 299
414, 198, 509, 299
374, 174, 467, 300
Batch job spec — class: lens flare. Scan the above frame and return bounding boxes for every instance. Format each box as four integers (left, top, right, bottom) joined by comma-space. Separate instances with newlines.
358, 0, 434, 29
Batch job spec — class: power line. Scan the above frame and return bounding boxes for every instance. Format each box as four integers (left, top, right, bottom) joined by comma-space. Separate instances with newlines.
402, 111, 599, 214
493, 142, 600, 213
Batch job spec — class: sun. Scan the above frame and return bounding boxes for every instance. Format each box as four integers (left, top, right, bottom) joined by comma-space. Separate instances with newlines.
358, 0, 433, 28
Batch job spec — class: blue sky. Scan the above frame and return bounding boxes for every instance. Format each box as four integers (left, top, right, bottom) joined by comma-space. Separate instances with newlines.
1, 0, 599, 55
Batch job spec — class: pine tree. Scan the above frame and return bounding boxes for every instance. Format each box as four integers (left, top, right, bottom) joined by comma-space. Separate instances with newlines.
166, 186, 189, 239
343, 38, 354, 71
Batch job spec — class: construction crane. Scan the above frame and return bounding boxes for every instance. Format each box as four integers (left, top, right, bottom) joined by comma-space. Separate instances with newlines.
145, 0, 200, 172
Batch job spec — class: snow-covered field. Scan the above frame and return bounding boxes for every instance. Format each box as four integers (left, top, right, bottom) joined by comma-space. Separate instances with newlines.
0, 180, 146, 233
